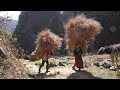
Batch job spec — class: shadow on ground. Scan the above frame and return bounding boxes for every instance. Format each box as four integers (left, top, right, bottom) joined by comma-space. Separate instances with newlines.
27, 72, 57, 79
67, 70, 101, 79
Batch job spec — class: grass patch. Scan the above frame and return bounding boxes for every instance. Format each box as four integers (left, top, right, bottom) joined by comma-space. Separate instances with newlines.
34, 58, 59, 67
34, 59, 42, 65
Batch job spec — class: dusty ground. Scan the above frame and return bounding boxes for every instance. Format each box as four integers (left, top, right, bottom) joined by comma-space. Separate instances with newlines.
20, 55, 120, 79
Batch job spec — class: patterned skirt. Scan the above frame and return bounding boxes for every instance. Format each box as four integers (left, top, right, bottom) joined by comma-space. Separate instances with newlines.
74, 54, 83, 68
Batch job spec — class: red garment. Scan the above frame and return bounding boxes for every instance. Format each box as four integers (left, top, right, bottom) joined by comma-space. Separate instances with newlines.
74, 54, 83, 68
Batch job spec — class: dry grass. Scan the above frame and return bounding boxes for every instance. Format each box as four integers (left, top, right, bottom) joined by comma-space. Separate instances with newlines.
0, 56, 28, 79
31, 28, 62, 60
64, 14, 102, 53
83, 55, 120, 79
0, 29, 29, 79
86, 66, 119, 79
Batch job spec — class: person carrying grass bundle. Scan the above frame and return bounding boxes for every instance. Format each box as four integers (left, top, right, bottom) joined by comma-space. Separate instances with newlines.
30, 28, 62, 73
64, 14, 102, 71
38, 49, 53, 73
72, 43, 83, 71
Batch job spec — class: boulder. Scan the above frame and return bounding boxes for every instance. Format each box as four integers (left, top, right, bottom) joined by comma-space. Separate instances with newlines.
102, 61, 112, 68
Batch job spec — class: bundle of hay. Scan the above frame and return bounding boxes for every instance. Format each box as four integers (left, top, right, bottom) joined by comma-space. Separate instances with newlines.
31, 28, 62, 60
64, 14, 102, 53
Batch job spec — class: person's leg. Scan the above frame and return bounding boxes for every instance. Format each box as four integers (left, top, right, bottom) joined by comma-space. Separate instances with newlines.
78, 68, 81, 71
45, 60, 49, 73
75, 55, 83, 71
38, 60, 45, 73
80, 56, 84, 69
72, 56, 76, 70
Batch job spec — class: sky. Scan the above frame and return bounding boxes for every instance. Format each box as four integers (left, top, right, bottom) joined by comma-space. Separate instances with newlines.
0, 11, 63, 21
0, 11, 21, 21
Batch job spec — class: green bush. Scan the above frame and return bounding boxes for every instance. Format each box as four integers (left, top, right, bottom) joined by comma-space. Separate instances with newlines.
35, 59, 42, 65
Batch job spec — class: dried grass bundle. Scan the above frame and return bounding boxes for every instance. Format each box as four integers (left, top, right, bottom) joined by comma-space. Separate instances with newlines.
64, 14, 102, 53
31, 28, 62, 60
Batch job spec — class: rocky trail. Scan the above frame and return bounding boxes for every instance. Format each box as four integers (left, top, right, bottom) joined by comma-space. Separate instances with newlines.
20, 55, 120, 79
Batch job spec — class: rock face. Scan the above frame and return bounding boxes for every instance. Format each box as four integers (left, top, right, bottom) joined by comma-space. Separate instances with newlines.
13, 11, 73, 55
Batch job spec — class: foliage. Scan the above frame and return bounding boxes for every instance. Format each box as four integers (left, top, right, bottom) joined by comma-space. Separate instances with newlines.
0, 16, 28, 79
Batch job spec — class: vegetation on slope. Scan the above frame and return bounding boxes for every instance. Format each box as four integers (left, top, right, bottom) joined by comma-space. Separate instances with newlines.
0, 17, 28, 79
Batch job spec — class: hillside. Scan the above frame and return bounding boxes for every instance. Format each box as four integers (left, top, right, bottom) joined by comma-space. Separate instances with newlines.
0, 29, 28, 79
5, 20, 17, 32
0, 17, 28, 79
0, 16, 17, 32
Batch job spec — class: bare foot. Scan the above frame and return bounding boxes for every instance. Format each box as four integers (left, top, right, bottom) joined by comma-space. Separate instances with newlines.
77, 68, 82, 72
45, 70, 50, 73
38, 71, 41, 73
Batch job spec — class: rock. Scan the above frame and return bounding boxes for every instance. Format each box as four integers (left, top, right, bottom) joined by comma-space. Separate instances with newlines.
84, 60, 92, 68
54, 69, 60, 74
59, 61, 65, 66
100, 66, 104, 69
0, 46, 7, 59
93, 61, 100, 67
99, 62, 104, 66
47, 70, 60, 76
110, 66, 117, 71
96, 58, 104, 62
67, 57, 74, 60
106, 59, 112, 61
55, 56, 58, 59
93, 59, 112, 69
102, 62, 112, 68
49, 61, 58, 67
23, 55, 31, 60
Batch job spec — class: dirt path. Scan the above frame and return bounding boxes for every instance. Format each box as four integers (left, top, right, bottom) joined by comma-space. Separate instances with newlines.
19, 55, 120, 79
20, 58, 100, 79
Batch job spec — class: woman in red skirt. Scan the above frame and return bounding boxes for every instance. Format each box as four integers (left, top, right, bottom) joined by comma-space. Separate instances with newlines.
72, 44, 84, 71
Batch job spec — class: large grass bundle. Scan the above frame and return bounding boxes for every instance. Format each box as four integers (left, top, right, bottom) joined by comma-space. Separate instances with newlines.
64, 14, 102, 53
31, 28, 62, 60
